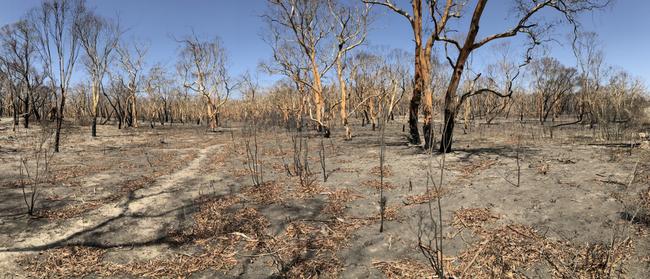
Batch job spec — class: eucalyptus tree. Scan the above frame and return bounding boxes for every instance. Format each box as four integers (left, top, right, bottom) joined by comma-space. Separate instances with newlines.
1, 19, 44, 129
265, 0, 335, 136
531, 57, 576, 125
32, 0, 83, 152
177, 34, 234, 131
328, 0, 370, 139
116, 41, 147, 128
364, 0, 460, 148
74, 7, 120, 136
435, 0, 611, 152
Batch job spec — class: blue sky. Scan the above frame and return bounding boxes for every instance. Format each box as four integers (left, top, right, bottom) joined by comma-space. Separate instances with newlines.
1, 0, 648, 86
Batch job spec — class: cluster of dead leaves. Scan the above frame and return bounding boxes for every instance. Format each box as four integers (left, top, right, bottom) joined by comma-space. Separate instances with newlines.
373, 259, 432, 279
452, 224, 634, 279
36, 174, 156, 220
451, 207, 500, 231
186, 196, 269, 241
403, 188, 446, 206
453, 158, 497, 178
373, 207, 634, 279
360, 179, 397, 191
231, 168, 251, 178
118, 176, 155, 194
369, 165, 393, 177
640, 186, 650, 211
21, 195, 270, 278
266, 219, 364, 278
150, 151, 197, 176
37, 201, 102, 220
19, 244, 238, 278
289, 177, 325, 199
198, 150, 229, 174
49, 164, 108, 186
19, 246, 106, 278
322, 188, 363, 216
241, 181, 286, 205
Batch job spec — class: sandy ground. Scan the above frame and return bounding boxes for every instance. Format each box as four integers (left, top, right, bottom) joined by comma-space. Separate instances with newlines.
0, 117, 649, 278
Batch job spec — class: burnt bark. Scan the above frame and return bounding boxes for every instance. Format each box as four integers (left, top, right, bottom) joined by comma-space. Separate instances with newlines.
54, 89, 66, 152
440, 108, 455, 153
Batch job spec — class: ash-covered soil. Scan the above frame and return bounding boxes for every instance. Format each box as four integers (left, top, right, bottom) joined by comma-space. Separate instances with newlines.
1, 118, 648, 278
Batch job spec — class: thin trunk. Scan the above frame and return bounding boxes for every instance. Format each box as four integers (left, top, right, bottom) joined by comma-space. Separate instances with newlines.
54, 88, 66, 152
23, 92, 30, 129
336, 56, 351, 140
131, 91, 138, 128
422, 48, 434, 150
91, 81, 99, 137
309, 53, 328, 137
11, 89, 18, 131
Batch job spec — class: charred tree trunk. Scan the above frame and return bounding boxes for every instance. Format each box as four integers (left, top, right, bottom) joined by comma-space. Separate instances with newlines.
54, 88, 66, 152
23, 94, 30, 129
439, 0, 487, 153
408, 86, 422, 145
408, 1, 424, 145
440, 108, 455, 153
12, 92, 18, 131
91, 117, 97, 137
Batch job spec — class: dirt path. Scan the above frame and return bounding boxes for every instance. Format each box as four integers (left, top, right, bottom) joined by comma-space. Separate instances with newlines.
0, 143, 224, 252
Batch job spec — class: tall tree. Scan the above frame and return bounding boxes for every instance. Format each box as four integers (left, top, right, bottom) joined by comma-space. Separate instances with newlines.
177, 34, 234, 131
74, 8, 120, 137
364, 0, 459, 149
33, 0, 83, 152
531, 57, 576, 125
328, 0, 370, 140
0, 51, 20, 130
265, 0, 335, 136
116, 41, 147, 128
436, 0, 610, 152
1, 20, 43, 129
573, 32, 605, 127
